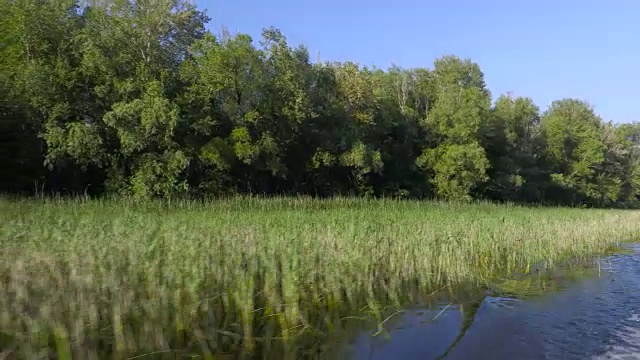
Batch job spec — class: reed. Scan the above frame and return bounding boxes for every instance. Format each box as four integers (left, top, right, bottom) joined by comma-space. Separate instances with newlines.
1, 197, 639, 358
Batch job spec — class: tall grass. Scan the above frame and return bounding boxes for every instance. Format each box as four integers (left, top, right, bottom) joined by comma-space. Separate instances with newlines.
1, 197, 639, 358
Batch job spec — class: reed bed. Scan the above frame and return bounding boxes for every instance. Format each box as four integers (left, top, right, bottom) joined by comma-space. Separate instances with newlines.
1, 197, 639, 358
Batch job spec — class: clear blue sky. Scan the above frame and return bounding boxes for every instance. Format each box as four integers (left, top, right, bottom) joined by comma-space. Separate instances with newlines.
197, 0, 640, 123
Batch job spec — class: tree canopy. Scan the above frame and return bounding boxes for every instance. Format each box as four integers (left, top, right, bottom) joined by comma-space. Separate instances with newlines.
2, 0, 640, 207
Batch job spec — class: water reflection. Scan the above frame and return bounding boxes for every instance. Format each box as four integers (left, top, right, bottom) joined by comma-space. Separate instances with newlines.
340, 245, 640, 360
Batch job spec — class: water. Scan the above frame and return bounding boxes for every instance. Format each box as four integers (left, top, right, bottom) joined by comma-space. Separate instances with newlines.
340, 244, 640, 360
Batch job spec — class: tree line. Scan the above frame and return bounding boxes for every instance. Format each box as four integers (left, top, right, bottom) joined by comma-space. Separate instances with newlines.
2, 0, 640, 207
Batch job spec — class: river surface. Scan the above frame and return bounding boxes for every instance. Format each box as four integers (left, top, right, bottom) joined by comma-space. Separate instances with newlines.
339, 244, 640, 360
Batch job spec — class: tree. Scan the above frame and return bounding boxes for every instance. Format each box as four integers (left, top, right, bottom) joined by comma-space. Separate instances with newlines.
540, 99, 608, 204
418, 56, 492, 200
482, 94, 544, 202
40, 0, 208, 198
611, 122, 640, 204
180, 31, 263, 194
2, 1, 640, 207
417, 142, 489, 201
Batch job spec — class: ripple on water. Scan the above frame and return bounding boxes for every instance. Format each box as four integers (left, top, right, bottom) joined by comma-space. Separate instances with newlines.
596, 313, 640, 359
482, 296, 522, 310
340, 244, 640, 360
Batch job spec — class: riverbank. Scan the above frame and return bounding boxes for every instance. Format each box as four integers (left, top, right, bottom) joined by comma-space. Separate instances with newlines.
1, 197, 639, 358
341, 243, 640, 359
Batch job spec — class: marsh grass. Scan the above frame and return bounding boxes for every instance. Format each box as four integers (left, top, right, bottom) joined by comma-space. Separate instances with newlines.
1, 197, 639, 358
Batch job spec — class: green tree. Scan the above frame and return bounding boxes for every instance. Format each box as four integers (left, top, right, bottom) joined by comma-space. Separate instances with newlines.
40, 0, 208, 198
611, 122, 640, 204
2, 0, 639, 207
180, 31, 263, 193
482, 94, 545, 202
417, 142, 489, 201
540, 99, 608, 204
418, 56, 492, 200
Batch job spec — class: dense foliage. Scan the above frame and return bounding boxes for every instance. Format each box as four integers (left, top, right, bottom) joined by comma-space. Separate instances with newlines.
3, 0, 640, 206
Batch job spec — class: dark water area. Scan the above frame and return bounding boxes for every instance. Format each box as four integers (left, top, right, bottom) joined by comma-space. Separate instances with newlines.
338, 244, 640, 360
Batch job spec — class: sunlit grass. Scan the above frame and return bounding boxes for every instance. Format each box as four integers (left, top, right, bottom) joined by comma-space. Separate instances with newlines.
1, 197, 639, 358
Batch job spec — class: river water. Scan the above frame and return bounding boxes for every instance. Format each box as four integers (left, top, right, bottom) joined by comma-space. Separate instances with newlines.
339, 244, 640, 360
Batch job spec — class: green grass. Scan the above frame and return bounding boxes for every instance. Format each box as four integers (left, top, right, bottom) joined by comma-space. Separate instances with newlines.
1, 197, 639, 358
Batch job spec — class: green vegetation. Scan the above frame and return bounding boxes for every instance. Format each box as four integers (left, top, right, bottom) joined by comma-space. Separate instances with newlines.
3, 0, 640, 358
2, 197, 639, 358
3, 0, 640, 206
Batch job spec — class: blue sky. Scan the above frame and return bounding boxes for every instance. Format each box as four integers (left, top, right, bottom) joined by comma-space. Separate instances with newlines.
197, 0, 640, 123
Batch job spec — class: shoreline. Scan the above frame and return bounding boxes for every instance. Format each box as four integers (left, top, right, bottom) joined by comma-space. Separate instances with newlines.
2, 197, 639, 358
